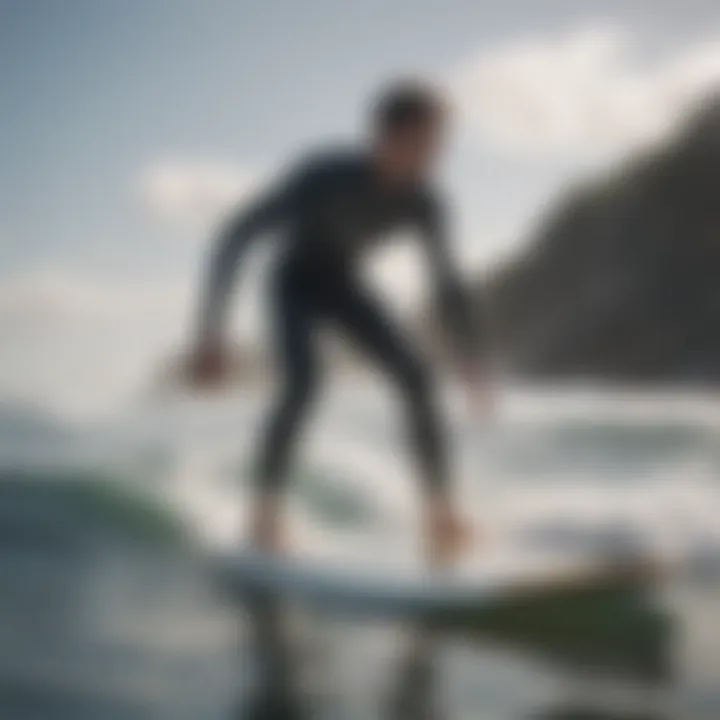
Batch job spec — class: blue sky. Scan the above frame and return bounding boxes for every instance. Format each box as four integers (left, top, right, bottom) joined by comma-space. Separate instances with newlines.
1, 0, 719, 413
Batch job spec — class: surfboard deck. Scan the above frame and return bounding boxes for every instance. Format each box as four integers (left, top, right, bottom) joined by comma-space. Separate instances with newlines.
214, 546, 665, 618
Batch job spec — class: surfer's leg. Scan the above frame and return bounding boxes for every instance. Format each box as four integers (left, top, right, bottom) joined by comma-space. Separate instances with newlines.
328, 284, 446, 493
329, 283, 471, 565
257, 293, 320, 490
252, 282, 321, 549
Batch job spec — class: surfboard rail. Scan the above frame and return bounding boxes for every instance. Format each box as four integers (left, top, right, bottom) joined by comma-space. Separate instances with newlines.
213, 549, 664, 618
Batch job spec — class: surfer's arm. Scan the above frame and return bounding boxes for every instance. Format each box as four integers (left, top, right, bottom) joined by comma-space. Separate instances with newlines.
416, 194, 484, 368
196, 169, 302, 343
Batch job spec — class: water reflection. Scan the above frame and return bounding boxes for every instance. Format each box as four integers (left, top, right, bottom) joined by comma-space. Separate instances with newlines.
532, 701, 668, 719
236, 598, 447, 719
236, 586, 674, 720
235, 596, 311, 720
384, 629, 444, 720
528, 703, 670, 720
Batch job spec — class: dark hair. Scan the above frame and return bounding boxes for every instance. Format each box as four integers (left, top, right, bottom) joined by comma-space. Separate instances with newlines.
372, 79, 447, 134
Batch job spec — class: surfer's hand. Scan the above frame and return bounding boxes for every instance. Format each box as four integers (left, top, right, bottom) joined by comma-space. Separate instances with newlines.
462, 364, 495, 421
185, 338, 227, 388
424, 494, 473, 568
249, 492, 286, 555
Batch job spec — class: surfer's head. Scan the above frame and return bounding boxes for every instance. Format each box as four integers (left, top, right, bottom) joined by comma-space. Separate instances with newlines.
370, 79, 449, 185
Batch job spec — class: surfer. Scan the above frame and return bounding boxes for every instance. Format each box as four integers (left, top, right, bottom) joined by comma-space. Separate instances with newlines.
187, 80, 492, 564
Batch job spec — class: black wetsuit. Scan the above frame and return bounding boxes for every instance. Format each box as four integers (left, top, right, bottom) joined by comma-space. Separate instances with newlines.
200, 149, 482, 493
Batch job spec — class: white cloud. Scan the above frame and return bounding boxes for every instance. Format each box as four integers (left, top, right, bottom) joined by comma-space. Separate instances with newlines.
0, 262, 274, 415
0, 267, 194, 415
0, 268, 188, 326
139, 160, 261, 229
451, 24, 720, 157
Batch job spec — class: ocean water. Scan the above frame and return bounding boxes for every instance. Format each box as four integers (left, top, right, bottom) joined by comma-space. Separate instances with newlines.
2, 383, 720, 719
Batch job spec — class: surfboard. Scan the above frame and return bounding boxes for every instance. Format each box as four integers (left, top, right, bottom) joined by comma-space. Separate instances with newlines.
214, 545, 665, 619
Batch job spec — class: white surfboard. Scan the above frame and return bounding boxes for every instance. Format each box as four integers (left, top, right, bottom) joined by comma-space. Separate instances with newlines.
214, 545, 663, 618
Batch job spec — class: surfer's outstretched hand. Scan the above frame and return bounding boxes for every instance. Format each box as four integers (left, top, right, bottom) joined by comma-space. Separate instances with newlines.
459, 361, 497, 422
184, 339, 228, 389
469, 374, 496, 421
424, 494, 473, 568
248, 493, 288, 555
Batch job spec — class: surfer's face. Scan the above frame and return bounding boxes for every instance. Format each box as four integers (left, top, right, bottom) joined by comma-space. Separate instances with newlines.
376, 114, 447, 184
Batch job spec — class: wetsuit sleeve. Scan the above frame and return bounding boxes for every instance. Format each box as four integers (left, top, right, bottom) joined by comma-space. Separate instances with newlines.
196, 165, 306, 341
416, 194, 484, 365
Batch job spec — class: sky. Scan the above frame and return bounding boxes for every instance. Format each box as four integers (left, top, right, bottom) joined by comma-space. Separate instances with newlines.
1, 0, 720, 415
